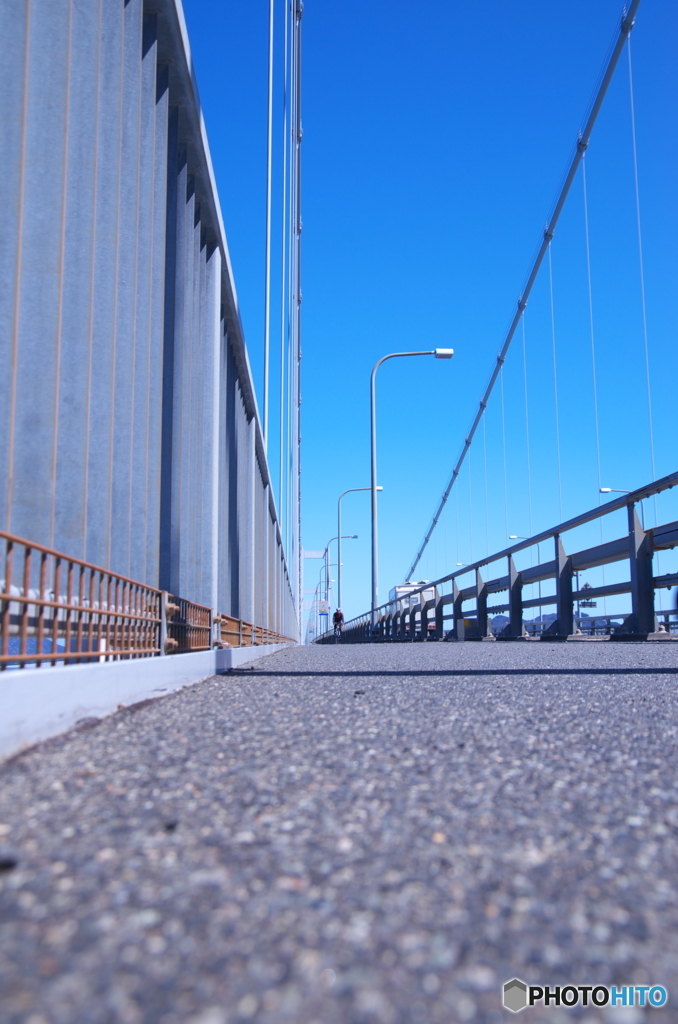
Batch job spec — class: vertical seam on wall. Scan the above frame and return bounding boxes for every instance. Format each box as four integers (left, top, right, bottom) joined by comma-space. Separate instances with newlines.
186, 198, 196, 593
213, 265, 221, 611
199, 245, 206, 599
142, 39, 158, 586
126, 2, 143, 578
6, 0, 32, 532
106, 1, 125, 569
82, 0, 103, 561
196, 226, 203, 595
50, 0, 75, 549
194, 235, 202, 596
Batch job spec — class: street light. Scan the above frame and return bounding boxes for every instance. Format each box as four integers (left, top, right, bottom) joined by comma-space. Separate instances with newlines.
319, 561, 337, 588
371, 349, 454, 624
600, 487, 644, 528
323, 536, 358, 608
319, 563, 338, 637
337, 486, 382, 609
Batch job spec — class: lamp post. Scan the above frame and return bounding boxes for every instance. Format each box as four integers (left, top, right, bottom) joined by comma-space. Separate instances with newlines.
337, 487, 381, 610
600, 487, 644, 528
311, 581, 327, 643
371, 348, 454, 625
319, 563, 337, 636
319, 560, 337, 600
309, 580, 322, 643
323, 536, 357, 609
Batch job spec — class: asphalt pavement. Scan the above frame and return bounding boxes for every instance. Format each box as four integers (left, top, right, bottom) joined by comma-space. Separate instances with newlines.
1, 641, 677, 1024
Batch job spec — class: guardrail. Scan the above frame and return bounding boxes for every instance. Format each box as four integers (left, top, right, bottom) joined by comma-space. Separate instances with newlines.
1, 531, 294, 670
318, 471, 678, 644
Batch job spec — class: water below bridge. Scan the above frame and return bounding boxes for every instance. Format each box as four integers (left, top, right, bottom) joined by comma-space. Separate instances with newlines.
1, 642, 677, 1023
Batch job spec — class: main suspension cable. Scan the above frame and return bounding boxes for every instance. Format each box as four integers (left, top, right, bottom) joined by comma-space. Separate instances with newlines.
405, 0, 642, 580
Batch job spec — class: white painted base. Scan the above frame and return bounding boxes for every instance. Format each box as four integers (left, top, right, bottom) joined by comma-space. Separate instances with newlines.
0, 644, 292, 760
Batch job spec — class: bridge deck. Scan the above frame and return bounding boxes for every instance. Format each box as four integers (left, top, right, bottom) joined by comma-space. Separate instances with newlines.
1, 643, 677, 1022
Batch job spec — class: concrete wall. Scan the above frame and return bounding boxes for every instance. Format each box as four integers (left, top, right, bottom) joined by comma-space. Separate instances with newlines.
0, 0, 298, 640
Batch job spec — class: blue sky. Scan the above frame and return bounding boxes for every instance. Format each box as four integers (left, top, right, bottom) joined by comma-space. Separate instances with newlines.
181, 0, 677, 627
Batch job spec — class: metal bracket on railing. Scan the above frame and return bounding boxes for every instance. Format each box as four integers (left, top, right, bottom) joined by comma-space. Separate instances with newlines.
160, 591, 168, 655
161, 592, 181, 653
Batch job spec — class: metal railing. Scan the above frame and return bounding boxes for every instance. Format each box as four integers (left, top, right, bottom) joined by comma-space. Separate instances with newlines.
1, 531, 294, 670
215, 614, 291, 649
318, 472, 678, 644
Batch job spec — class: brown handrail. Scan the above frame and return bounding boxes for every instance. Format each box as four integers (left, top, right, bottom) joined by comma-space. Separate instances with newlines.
1, 529, 295, 669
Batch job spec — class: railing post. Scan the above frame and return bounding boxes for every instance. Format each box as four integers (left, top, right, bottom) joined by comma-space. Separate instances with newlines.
476, 568, 488, 638
628, 503, 655, 634
452, 581, 463, 639
435, 594, 444, 639
502, 556, 522, 637
554, 534, 573, 638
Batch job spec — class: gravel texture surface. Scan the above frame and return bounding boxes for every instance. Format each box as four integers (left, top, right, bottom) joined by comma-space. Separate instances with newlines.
1, 641, 677, 1024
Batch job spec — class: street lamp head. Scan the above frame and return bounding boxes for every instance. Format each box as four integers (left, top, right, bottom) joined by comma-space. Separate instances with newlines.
350, 535, 358, 538
376, 486, 384, 491
434, 348, 454, 359
600, 487, 612, 493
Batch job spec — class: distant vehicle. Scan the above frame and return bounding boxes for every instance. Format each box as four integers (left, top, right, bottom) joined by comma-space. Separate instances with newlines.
388, 581, 438, 636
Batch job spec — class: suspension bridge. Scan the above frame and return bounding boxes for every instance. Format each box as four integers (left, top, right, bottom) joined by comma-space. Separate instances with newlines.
0, 1, 676, 1022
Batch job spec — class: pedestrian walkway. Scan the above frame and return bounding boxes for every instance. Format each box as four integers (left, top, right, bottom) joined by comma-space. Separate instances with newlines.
1, 643, 677, 1023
